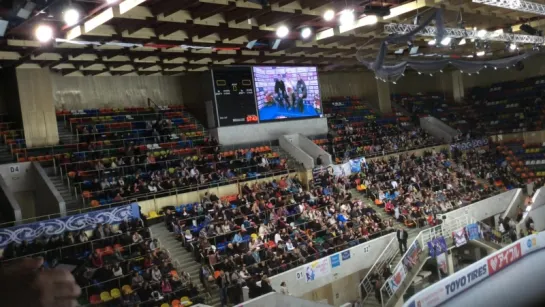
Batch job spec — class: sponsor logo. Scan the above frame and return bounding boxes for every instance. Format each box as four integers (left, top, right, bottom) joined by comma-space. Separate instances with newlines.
527, 237, 536, 248
444, 264, 487, 296
487, 243, 522, 275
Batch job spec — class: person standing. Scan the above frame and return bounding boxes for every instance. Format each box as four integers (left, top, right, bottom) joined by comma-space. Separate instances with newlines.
397, 227, 408, 255
274, 74, 287, 108
295, 73, 308, 113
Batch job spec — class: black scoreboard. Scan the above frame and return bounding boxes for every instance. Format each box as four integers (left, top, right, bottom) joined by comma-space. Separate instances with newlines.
212, 67, 258, 127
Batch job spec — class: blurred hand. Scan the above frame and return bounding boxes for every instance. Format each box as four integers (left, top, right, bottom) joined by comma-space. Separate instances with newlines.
0, 257, 81, 307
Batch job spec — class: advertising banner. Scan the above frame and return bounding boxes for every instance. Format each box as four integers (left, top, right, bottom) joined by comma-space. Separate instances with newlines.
332, 162, 351, 177
466, 223, 481, 241
452, 227, 468, 247
427, 236, 448, 258
402, 240, 422, 271
330, 254, 341, 268
341, 250, 351, 261
304, 257, 331, 283
349, 159, 362, 173
437, 253, 448, 274
487, 242, 521, 276
388, 264, 407, 292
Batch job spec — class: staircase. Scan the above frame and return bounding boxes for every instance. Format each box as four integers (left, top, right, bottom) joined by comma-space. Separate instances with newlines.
0, 143, 14, 164
47, 169, 81, 212
362, 229, 420, 307
57, 121, 78, 144
150, 223, 221, 307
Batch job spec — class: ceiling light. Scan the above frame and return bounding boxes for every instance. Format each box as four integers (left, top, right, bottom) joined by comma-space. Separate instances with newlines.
339, 9, 355, 26
509, 43, 517, 51
459, 38, 466, 45
491, 29, 503, 37
323, 9, 335, 21
64, 8, 80, 27
477, 29, 487, 38
106, 0, 118, 3
366, 15, 378, 25
35, 24, 54, 43
276, 25, 289, 38
301, 27, 312, 39
428, 39, 436, 45
440, 37, 451, 46
476, 50, 485, 57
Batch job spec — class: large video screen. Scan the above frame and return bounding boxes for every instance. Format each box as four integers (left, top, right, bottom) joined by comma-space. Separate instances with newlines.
212, 67, 259, 127
253, 66, 322, 122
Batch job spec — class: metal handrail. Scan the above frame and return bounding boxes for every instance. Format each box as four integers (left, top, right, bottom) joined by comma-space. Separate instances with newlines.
359, 234, 398, 302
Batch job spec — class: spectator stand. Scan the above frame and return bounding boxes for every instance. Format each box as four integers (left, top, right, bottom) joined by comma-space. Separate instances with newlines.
497, 140, 545, 186
157, 167, 397, 306
315, 97, 441, 163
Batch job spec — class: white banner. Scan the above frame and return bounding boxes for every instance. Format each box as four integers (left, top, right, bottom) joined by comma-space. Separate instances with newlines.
332, 162, 351, 177
437, 253, 447, 274
388, 264, 407, 292
453, 227, 467, 247
304, 257, 331, 283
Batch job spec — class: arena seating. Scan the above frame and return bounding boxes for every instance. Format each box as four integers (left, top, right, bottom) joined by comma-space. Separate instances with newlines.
314, 97, 438, 162
163, 171, 397, 304
0, 216, 206, 307
497, 140, 545, 186
393, 93, 472, 133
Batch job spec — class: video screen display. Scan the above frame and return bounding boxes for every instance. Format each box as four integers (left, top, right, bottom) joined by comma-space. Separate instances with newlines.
212, 67, 259, 127
253, 66, 322, 122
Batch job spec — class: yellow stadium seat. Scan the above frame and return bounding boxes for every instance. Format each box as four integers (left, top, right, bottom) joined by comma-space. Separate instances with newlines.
121, 285, 132, 294
100, 291, 112, 302
110, 288, 121, 299
180, 296, 193, 306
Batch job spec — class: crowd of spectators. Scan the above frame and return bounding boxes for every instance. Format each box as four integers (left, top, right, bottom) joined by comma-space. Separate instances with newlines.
1, 217, 205, 307
328, 121, 437, 161
164, 173, 395, 306
351, 150, 500, 228
73, 144, 286, 207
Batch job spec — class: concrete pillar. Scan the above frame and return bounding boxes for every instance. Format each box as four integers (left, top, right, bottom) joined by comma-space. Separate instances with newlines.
16, 68, 59, 148
452, 71, 465, 103
376, 79, 393, 114
447, 252, 455, 275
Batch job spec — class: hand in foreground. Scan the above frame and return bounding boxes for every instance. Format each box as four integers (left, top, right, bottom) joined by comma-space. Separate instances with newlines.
0, 257, 81, 307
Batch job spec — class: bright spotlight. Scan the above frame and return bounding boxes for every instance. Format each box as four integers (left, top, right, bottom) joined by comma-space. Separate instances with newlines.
476, 50, 485, 57
35, 24, 54, 43
458, 38, 467, 46
440, 37, 451, 46
339, 9, 355, 26
509, 43, 517, 51
428, 39, 436, 46
301, 27, 312, 39
477, 29, 487, 38
106, 0, 118, 3
366, 15, 378, 25
64, 8, 80, 27
323, 9, 335, 21
276, 25, 289, 38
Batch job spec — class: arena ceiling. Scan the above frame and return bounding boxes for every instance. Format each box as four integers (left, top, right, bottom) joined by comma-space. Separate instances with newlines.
0, 0, 544, 76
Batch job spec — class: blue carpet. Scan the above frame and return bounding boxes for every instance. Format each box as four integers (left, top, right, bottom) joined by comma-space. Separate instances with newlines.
259, 105, 320, 121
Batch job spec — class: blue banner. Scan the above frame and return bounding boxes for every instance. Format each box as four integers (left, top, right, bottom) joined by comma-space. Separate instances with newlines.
349, 159, 361, 173
427, 236, 448, 258
0, 204, 139, 248
342, 250, 351, 261
330, 254, 341, 268
466, 223, 482, 241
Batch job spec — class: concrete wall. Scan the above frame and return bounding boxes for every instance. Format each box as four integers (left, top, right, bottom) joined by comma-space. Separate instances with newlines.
297, 134, 333, 166
0, 175, 21, 225
212, 118, 328, 146
420, 116, 458, 143
243, 233, 395, 305
239, 293, 332, 307
318, 71, 376, 100
390, 71, 454, 97
280, 135, 315, 169
179, 72, 214, 128
52, 74, 183, 110
16, 68, 59, 147
501, 188, 524, 221
32, 162, 66, 217
439, 189, 520, 225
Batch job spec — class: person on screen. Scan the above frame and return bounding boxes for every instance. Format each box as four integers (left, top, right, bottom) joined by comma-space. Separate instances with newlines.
295, 74, 308, 113
274, 74, 288, 108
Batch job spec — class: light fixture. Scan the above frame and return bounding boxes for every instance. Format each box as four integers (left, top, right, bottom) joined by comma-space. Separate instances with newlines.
393, 81, 397, 84
440, 37, 451, 46
428, 39, 436, 45
459, 38, 467, 45
365, 15, 378, 25
106, 0, 118, 3
509, 43, 517, 51
63, 8, 80, 27
418, 72, 422, 75
301, 27, 312, 39
476, 50, 485, 56
339, 9, 355, 26
494, 67, 497, 70
477, 29, 487, 38
323, 9, 335, 21
35, 24, 54, 43
440, 69, 443, 73
491, 29, 503, 37
276, 25, 289, 38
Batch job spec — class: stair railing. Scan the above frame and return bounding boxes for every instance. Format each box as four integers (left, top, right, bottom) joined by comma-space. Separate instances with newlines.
359, 234, 399, 302
379, 214, 471, 307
